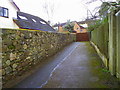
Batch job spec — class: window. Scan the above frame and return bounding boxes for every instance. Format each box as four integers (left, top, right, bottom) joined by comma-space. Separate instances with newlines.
32, 19, 36, 22
18, 16, 27, 20
0, 7, 8, 18
0, 8, 3, 16
40, 21, 46, 24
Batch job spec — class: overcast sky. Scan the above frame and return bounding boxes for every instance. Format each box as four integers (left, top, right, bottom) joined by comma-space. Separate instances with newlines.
14, 0, 116, 24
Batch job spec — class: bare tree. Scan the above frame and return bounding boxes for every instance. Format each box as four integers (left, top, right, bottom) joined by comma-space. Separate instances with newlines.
43, 2, 49, 19
85, 0, 116, 16
81, 0, 111, 20
42, 0, 55, 25
80, 1, 101, 20
85, 0, 105, 4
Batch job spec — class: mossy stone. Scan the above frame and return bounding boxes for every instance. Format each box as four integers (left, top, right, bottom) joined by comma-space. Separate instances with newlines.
5, 66, 12, 74
8, 45, 15, 49
6, 60, 11, 66
2, 69, 5, 75
12, 64, 18, 69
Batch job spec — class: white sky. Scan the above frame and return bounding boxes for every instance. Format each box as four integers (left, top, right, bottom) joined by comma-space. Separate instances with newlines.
14, 0, 116, 24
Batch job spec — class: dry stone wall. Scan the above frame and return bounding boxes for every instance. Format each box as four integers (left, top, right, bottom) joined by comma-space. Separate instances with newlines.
1, 29, 76, 87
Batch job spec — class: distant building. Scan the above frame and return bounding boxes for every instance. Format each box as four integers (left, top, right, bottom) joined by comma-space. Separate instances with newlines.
73, 21, 87, 33
53, 21, 87, 33
53, 23, 66, 32
0, 0, 20, 29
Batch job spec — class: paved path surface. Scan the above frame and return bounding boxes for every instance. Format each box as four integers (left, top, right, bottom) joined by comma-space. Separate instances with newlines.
14, 42, 79, 88
14, 42, 120, 88
43, 42, 119, 88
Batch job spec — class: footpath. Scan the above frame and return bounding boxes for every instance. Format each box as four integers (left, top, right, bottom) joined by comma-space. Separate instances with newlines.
43, 42, 120, 88
14, 42, 120, 88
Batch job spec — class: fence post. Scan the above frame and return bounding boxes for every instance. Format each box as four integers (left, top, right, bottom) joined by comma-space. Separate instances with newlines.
108, 10, 117, 76
116, 10, 120, 79
0, 28, 2, 89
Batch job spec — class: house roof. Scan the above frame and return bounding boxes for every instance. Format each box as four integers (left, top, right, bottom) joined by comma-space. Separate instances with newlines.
75, 21, 85, 29
59, 23, 67, 26
53, 23, 67, 27
9, 0, 20, 11
80, 25, 85, 29
13, 11, 55, 32
53, 21, 85, 29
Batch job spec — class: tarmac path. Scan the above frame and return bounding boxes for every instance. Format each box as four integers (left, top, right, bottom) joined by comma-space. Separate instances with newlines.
14, 42, 120, 88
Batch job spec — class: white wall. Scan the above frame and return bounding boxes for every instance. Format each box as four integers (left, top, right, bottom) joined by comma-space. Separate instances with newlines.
0, 0, 19, 29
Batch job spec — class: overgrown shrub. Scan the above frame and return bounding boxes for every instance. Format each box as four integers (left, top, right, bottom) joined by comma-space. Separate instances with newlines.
63, 23, 74, 33
88, 17, 108, 31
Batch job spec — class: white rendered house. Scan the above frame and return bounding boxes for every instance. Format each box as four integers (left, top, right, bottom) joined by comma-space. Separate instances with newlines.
0, 0, 19, 29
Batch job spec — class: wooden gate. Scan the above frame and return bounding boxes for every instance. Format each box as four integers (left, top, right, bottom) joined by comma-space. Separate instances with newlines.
76, 33, 90, 42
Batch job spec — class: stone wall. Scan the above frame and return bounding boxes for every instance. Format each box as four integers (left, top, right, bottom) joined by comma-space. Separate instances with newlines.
1, 28, 76, 87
